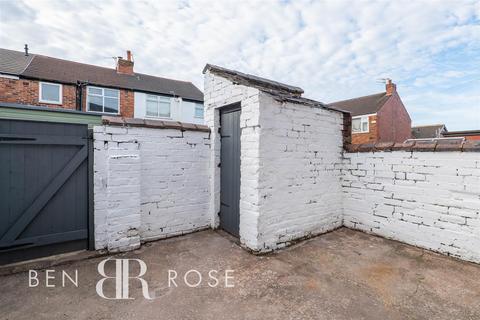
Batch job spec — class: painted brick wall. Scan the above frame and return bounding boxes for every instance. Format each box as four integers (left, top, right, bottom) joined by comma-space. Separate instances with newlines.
204, 71, 345, 252
93, 124, 211, 251
203, 70, 262, 250
0, 77, 134, 117
342, 151, 480, 263
256, 92, 345, 250
351, 115, 378, 144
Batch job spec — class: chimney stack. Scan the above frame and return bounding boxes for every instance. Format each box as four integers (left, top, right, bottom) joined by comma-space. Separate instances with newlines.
386, 78, 396, 96
116, 50, 134, 75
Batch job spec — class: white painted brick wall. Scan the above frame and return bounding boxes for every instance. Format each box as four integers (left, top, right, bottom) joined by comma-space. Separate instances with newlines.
204, 70, 262, 250
342, 151, 480, 263
256, 93, 344, 250
204, 70, 345, 251
92, 70, 479, 264
93, 125, 211, 251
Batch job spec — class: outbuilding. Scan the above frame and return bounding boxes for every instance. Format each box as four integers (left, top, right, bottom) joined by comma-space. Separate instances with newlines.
203, 64, 350, 252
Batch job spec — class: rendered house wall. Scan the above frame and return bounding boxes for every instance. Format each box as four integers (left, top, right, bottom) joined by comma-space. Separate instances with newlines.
134, 91, 204, 125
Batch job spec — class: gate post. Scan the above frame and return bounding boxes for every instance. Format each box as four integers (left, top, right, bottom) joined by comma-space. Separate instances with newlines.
87, 129, 95, 250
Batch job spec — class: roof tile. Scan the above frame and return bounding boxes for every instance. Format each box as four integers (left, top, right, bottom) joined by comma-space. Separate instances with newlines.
329, 92, 389, 116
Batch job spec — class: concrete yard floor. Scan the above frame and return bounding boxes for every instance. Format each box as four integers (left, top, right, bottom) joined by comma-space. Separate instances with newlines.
1, 228, 479, 320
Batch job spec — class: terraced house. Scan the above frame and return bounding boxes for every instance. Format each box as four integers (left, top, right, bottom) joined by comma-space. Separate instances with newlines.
0, 47, 204, 124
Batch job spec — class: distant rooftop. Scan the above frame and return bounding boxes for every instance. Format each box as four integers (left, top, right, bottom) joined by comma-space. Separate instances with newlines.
411, 124, 447, 139
0, 48, 34, 75
328, 92, 390, 117
0, 48, 203, 102
443, 129, 480, 137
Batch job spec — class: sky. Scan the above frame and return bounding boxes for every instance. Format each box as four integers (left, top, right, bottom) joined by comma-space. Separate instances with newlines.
0, 0, 479, 130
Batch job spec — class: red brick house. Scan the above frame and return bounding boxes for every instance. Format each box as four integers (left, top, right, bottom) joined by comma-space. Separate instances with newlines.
329, 80, 411, 144
0, 47, 204, 124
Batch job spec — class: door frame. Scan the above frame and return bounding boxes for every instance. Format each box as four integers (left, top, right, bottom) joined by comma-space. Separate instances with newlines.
220, 102, 241, 115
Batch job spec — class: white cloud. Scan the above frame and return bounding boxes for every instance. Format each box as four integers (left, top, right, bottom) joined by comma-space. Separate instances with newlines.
0, 0, 479, 129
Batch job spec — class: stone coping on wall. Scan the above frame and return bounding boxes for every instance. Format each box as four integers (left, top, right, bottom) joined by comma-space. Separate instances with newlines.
101, 116, 211, 133
345, 140, 480, 153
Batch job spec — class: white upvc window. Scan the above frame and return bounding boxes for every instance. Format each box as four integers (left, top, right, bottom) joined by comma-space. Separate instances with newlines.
352, 116, 369, 133
194, 103, 204, 119
146, 94, 171, 118
39, 82, 62, 104
87, 86, 120, 114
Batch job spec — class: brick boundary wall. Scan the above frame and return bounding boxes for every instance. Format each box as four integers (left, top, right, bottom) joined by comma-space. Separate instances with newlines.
93, 117, 211, 252
345, 139, 480, 153
342, 141, 480, 263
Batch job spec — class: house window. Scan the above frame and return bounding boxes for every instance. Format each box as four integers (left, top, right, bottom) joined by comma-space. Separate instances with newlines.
194, 103, 204, 119
87, 86, 120, 114
39, 82, 62, 104
146, 95, 171, 118
352, 116, 369, 133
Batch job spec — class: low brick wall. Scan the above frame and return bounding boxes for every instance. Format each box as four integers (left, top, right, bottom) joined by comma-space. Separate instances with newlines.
93, 118, 211, 252
342, 145, 480, 263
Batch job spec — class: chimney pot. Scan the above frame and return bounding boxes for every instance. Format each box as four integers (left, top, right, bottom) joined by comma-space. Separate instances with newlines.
24, 44, 29, 56
127, 50, 132, 62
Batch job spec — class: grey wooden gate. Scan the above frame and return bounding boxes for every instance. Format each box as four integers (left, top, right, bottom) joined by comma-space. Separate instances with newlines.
0, 119, 92, 265
220, 104, 241, 237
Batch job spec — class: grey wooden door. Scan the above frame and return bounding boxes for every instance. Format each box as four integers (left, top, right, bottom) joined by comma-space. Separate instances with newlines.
220, 104, 241, 237
0, 119, 91, 264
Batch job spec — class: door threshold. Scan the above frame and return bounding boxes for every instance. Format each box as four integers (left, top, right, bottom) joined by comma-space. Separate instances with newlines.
215, 229, 241, 246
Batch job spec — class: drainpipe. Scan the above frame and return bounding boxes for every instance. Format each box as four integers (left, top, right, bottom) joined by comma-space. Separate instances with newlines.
76, 81, 88, 111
